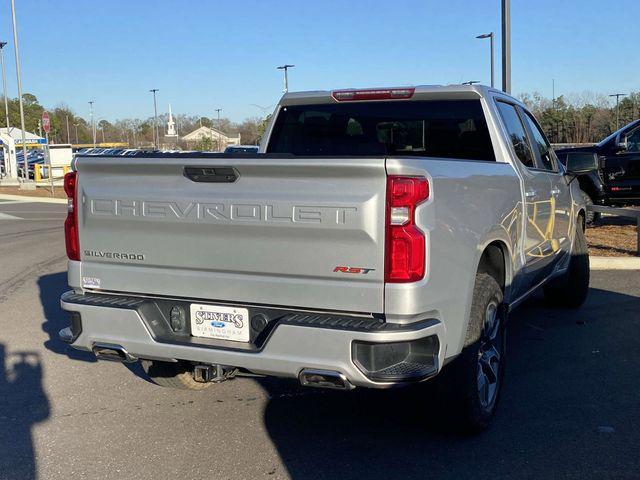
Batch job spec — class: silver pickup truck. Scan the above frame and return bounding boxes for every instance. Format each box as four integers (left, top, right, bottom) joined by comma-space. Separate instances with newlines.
60, 85, 593, 431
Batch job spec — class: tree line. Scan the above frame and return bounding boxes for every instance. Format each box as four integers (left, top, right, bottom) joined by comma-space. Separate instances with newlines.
519, 91, 639, 144
0, 91, 637, 149
0, 93, 269, 148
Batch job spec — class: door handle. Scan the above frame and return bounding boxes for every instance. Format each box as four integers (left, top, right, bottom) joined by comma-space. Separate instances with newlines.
550, 187, 561, 196
525, 190, 537, 199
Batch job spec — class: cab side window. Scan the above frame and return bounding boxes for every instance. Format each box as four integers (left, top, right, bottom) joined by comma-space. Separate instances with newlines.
496, 101, 535, 168
625, 127, 640, 152
522, 111, 556, 171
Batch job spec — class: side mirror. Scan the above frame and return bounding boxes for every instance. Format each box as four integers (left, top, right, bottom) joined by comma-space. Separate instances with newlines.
565, 153, 598, 174
615, 136, 629, 152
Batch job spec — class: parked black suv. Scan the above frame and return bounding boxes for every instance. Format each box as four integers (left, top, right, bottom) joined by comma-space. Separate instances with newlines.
555, 119, 640, 214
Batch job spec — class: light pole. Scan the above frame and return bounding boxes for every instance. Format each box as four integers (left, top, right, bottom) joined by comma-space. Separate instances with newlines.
149, 89, 159, 149
10, 0, 28, 181
88, 100, 95, 147
98, 120, 106, 143
476, 32, 494, 88
609, 93, 627, 130
0, 42, 10, 132
214, 108, 222, 151
501, 0, 511, 93
65, 114, 70, 144
277, 64, 295, 93
130, 121, 138, 148
0, 42, 10, 176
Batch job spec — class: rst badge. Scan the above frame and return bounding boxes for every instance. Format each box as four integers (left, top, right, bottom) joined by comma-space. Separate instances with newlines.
333, 266, 375, 274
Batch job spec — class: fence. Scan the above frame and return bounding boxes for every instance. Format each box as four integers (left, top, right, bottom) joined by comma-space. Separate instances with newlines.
589, 205, 640, 257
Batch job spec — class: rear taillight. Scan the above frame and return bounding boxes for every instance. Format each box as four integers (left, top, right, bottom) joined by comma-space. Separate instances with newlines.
64, 171, 79, 261
332, 87, 415, 102
385, 176, 429, 283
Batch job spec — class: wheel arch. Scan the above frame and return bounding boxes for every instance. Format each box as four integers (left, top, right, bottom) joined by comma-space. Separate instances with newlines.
577, 208, 586, 231
455, 239, 512, 353
476, 240, 512, 299
576, 173, 602, 201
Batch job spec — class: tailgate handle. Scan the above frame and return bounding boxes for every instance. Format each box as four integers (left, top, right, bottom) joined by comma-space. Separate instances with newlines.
184, 166, 238, 183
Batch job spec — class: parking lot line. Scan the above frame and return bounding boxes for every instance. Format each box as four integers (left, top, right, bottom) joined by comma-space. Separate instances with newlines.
0, 194, 67, 204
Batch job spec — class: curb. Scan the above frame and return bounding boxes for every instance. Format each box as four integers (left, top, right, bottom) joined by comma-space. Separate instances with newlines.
591, 256, 640, 270
0, 194, 67, 204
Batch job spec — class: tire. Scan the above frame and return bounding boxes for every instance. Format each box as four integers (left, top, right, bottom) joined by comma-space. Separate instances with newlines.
580, 190, 599, 225
543, 220, 590, 308
439, 273, 506, 433
141, 360, 213, 390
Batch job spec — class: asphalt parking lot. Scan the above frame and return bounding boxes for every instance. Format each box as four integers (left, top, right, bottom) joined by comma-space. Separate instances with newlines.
0, 199, 639, 480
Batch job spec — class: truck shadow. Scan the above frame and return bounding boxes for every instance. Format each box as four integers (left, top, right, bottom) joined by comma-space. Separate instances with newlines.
37, 271, 96, 363
0, 343, 50, 480
257, 286, 640, 479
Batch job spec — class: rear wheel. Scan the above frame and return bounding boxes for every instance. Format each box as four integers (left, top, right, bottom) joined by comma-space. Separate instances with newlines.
543, 219, 590, 308
440, 273, 506, 433
141, 360, 213, 390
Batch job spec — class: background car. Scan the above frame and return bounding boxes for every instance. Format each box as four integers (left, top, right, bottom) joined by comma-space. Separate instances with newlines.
224, 145, 259, 154
555, 119, 640, 217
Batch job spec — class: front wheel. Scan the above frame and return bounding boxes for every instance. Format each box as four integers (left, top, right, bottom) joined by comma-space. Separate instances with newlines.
440, 273, 506, 433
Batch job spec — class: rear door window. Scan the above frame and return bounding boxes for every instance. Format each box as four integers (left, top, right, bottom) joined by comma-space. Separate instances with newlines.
495, 101, 535, 168
521, 110, 557, 171
267, 100, 495, 161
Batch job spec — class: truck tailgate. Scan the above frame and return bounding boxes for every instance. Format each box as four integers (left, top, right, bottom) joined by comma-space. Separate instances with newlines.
74, 155, 387, 313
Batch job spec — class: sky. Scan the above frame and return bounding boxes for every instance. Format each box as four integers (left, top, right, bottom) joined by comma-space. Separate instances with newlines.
0, 0, 637, 123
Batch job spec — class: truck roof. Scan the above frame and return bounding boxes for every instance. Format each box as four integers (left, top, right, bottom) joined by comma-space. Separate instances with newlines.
279, 84, 515, 106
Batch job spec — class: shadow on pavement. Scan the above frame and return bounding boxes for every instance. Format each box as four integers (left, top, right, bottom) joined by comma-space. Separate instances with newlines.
258, 287, 640, 479
37, 271, 153, 381
0, 343, 50, 480
38, 272, 96, 363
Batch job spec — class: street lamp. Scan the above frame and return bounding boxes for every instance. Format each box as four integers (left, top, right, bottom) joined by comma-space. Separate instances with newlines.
476, 32, 494, 88
609, 93, 627, 130
0, 42, 10, 177
214, 108, 222, 151
97, 119, 107, 143
277, 64, 295, 93
0, 42, 10, 132
149, 89, 159, 149
501, 0, 511, 93
10, 0, 28, 181
88, 100, 95, 147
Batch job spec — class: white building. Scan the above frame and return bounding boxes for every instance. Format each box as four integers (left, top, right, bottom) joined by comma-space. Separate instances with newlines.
181, 126, 241, 151
0, 127, 46, 179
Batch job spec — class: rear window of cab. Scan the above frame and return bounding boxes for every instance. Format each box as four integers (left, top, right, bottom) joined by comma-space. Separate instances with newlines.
267, 100, 495, 161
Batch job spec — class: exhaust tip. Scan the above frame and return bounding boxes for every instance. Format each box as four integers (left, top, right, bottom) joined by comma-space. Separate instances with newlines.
92, 343, 137, 363
299, 369, 354, 390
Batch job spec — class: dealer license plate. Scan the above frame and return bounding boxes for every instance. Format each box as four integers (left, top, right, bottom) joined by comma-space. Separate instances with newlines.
190, 303, 250, 343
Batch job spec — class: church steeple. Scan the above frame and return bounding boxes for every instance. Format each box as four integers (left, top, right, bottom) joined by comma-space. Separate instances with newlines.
166, 104, 177, 137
